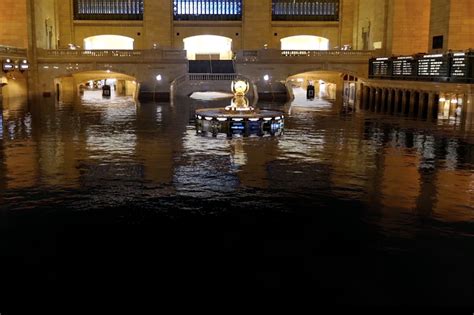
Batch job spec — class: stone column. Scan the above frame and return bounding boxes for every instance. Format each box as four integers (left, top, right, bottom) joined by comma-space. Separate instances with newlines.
427, 92, 435, 120
381, 89, 387, 113
369, 87, 375, 111
409, 91, 416, 116
394, 89, 400, 114
418, 92, 426, 119
387, 89, 393, 114
401, 91, 408, 115
374, 88, 381, 112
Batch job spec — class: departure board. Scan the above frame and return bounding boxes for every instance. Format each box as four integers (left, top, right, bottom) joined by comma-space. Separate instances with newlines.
392, 57, 415, 77
450, 53, 469, 78
417, 54, 449, 77
371, 58, 390, 76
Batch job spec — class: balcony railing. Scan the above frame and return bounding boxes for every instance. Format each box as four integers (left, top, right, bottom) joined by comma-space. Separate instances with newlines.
35, 48, 375, 66
36, 48, 187, 61
74, 0, 144, 20
272, 0, 339, 21
0, 45, 27, 57
173, 0, 242, 21
236, 49, 375, 63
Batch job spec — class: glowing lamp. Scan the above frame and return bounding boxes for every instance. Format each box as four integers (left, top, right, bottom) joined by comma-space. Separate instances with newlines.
156, 74, 162, 81
2, 59, 14, 72
19, 60, 29, 72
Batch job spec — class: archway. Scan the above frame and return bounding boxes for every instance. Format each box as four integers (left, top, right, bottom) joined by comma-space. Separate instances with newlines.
55, 70, 138, 103
183, 35, 233, 60
286, 71, 354, 111
281, 35, 329, 51
84, 35, 134, 50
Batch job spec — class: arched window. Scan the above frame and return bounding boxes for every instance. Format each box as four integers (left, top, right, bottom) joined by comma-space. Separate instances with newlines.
84, 35, 135, 50
183, 35, 233, 60
281, 35, 329, 51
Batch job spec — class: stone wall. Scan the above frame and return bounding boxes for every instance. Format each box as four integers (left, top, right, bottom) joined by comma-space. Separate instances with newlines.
448, 0, 474, 51
0, 0, 28, 48
387, 0, 431, 55
429, 0, 450, 52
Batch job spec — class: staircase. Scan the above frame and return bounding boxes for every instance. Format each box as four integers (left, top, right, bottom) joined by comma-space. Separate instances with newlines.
188, 60, 235, 74
171, 59, 256, 100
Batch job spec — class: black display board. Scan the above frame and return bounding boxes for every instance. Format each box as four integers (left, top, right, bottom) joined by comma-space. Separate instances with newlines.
370, 58, 390, 77
369, 52, 473, 82
392, 57, 416, 77
417, 54, 449, 77
450, 52, 473, 79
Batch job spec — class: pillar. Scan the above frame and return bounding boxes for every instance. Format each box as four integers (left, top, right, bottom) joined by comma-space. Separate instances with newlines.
380, 89, 386, 113
374, 88, 381, 112
369, 87, 375, 111
418, 92, 427, 119
409, 91, 416, 116
394, 89, 400, 114
401, 91, 406, 115
427, 92, 435, 120
387, 89, 393, 114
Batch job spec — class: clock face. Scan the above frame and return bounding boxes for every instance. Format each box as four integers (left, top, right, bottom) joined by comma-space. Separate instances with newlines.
232, 80, 249, 95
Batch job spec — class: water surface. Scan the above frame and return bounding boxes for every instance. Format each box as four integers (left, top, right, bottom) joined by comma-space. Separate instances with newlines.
1, 91, 473, 305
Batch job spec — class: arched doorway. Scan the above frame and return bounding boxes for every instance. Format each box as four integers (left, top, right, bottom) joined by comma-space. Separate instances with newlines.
281, 35, 329, 50
286, 71, 351, 111
55, 70, 138, 103
183, 35, 233, 60
84, 35, 135, 50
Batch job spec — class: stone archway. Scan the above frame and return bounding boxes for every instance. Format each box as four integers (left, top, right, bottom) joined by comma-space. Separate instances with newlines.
55, 70, 138, 102
286, 71, 358, 109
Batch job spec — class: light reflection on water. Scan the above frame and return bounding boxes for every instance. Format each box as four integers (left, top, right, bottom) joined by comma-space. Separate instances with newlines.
0, 94, 473, 229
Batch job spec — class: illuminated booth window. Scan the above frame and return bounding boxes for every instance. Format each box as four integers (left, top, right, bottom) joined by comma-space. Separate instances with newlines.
74, 0, 144, 20
281, 35, 329, 51
174, 0, 242, 21
272, 0, 339, 21
84, 35, 135, 50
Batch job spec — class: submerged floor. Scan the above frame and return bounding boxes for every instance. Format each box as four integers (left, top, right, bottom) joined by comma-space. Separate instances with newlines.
0, 92, 473, 305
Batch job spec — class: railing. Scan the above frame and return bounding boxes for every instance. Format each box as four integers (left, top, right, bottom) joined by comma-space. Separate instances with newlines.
236, 49, 375, 62
281, 50, 375, 57
173, 0, 242, 21
36, 48, 187, 61
0, 45, 27, 57
74, 0, 144, 20
272, 0, 339, 21
35, 48, 375, 65
188, 73, 237, 81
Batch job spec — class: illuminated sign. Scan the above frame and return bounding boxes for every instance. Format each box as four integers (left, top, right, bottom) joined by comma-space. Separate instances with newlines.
450, 55, 469, 78
2, 59, 14, 72
417, 55, 449, 77
230, 122, 245, 130
371, 59, 390, 76
392, 57, 415, 76
19, 60, 29, 72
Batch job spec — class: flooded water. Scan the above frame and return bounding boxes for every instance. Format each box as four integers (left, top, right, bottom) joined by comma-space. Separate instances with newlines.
1, 91, 473, 306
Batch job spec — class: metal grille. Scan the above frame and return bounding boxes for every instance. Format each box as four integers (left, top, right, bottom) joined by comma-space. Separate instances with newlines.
272, 0, 339, 21
173, 0, 242, 21
74, 0, 144, 20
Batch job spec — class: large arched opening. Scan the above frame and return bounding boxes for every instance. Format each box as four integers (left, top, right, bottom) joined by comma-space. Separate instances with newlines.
84, 35, 135, 50
54, 70, 138, 103
286, 71, 358, 111
281, 35, 330, 51
183, 35, 233, 60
